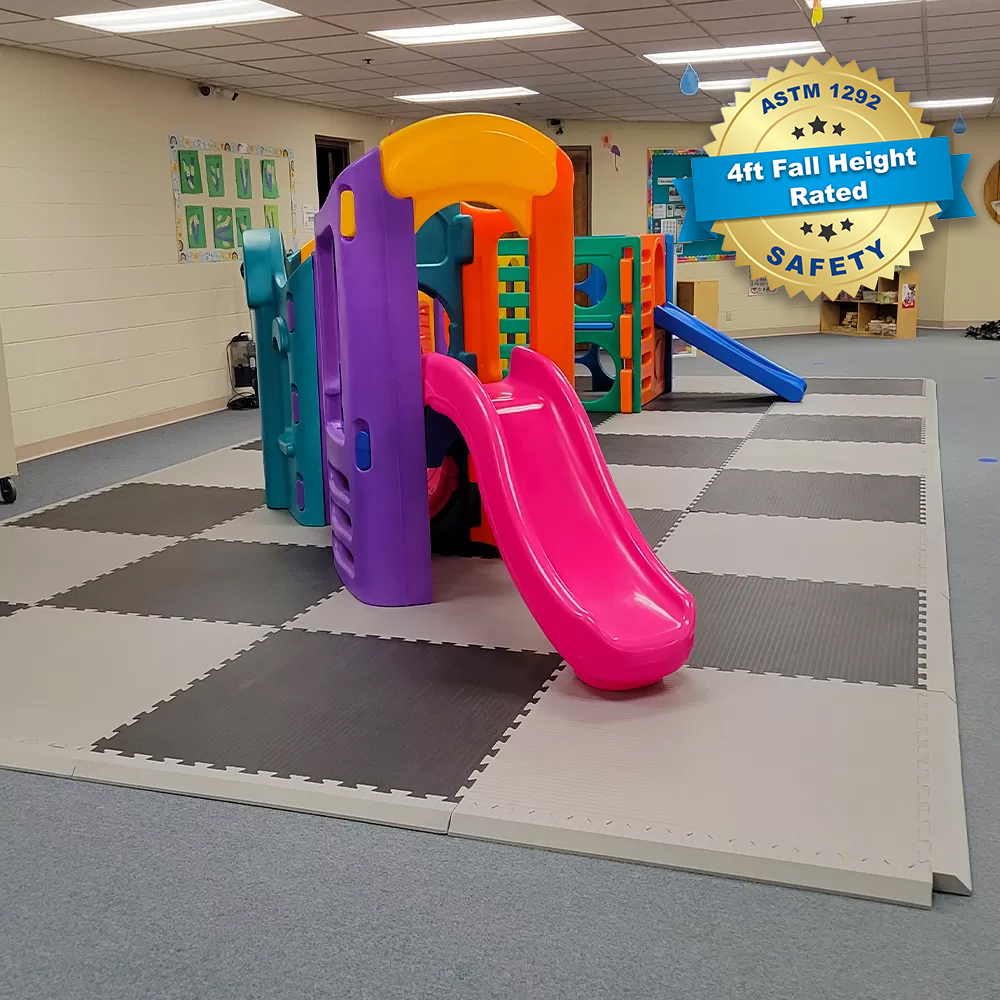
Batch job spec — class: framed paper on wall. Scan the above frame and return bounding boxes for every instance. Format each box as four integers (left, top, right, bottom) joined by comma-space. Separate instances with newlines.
648, 148, 735, 263
170, 135, 297, 263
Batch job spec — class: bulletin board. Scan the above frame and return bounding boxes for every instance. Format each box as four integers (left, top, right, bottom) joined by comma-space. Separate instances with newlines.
648, 148, 735, 263
169, 134, 297, 263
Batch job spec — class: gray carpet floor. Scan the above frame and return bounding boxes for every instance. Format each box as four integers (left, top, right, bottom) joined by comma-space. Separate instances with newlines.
2, 330, 998, 1000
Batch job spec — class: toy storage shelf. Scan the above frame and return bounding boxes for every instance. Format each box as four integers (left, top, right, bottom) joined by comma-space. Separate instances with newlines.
819, 268, 919, 339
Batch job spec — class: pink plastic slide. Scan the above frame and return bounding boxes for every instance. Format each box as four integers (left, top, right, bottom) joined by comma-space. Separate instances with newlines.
422, 346, 696, 691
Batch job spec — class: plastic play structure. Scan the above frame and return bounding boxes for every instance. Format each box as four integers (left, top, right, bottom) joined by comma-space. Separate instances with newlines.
244, 113, 807, 691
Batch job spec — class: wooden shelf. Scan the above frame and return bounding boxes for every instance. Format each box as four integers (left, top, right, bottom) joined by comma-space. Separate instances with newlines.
819, 268, 919, 339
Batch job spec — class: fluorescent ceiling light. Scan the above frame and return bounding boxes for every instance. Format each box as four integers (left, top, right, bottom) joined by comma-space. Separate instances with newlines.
57, 0, 299, 33
395, 86, 538, 103
912, 97, 994, 109
371, 15, 582, 46
698, 78, 753, 91
645, 41, 825, 66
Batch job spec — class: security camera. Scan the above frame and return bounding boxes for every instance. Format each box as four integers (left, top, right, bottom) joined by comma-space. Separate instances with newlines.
198, 83, 212, 97
547, 118, 562, 128
231, 91, 239, 101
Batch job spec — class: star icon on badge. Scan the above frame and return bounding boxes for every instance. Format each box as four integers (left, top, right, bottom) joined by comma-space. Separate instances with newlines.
819, 223, 836, 242
809, 116, 827, 134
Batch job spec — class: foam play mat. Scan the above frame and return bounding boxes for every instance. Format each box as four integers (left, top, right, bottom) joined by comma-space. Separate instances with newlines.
0, 376, 968, 907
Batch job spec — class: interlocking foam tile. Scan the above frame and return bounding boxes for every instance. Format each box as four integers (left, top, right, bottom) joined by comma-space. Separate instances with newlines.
94, 629, 561, 799
770, 395, 930, 419
805, 377, 925, 396
235, 440, 263, 451
751, 414, 924, 444
0, 526, 175, 604
675, 571, 920, 686
727, 439, 927, 477
293, 556, 553, 653
47, 538, 342, 626
587, 412, 614, 429
692, 469, 922, 522
659, 512, 923, 589
629, 509, 684, 548
0, 606, 268, 747
199, 506, 332, 547
15, 483, 266, 537
609, 465, 715, 510
0, 602, 24, 618
644, 393, 774, 413
137, 449, 266, 490
597, 410, 762, 439
597, 434, 742, 469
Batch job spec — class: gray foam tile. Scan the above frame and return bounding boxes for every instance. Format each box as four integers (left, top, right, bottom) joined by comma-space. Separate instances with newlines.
598, 434, 742, 469
48, 538, 342, 626
644, 393, 774, 413
752, 414, 923, 444
629, 509, 683, 547
806, 378, 925, 396
235, 440, 263, 451
692, 469, 922, 523
0, 602, 24, 618
93, 629, 562, 800
674, 572, 920, 686
16, 483, 265, 537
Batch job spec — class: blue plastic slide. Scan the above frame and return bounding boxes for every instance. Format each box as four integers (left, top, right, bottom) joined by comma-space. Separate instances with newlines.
653, 302, 807, 402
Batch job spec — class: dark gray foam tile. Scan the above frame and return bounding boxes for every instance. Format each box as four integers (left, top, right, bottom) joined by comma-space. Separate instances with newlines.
235, 440, 263, 451
598, 434, 742, 469
0, 602, 24, 618
587, 411, 614, 429
674, 572, 920, 686
17, 483, 265, 537
629, 509, 683, 547
645, 393, 773, 413
692, 469, 922, 522
806, 378, 925, 396
752, 414, 923, 444
48, 538, 341, 626
93, 630, 562, 799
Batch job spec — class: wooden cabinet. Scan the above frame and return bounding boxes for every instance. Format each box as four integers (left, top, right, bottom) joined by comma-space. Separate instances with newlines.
676, 279, 719, 328
820, 268, 919, 339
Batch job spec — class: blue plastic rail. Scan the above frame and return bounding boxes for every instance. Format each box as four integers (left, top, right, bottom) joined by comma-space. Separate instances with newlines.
653, 301, 807, 402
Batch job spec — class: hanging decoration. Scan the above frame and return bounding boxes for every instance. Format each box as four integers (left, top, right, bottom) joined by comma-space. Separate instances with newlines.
811, 0, 824, 26
953, 114, 967, 135
680, 65, 699, 96
602, 133, 622, 171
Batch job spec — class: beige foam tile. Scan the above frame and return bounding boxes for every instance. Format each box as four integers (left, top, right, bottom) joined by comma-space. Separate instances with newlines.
137, 448, 265, 490
0, 606, 269, 748
770, 394, 931, 418
200, 506, 331, 547
671, 374, 767, 395
598, 409, 761, 439
727, 438, 928, 477
608, 465, 716, 510
452, 667, 931, 906
658, 511, 923, 588
0, 526, 175, 604
291, 556, 555, 653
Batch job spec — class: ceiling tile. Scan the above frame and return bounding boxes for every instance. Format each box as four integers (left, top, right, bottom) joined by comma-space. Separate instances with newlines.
283, 0, 408, 12
604, 24, 711, 45
0, 0, 127, 13
238, 54, 338, 73
195, 42, 302, 62
38, 35, 167, 58
289, 31, 395, 54
677, 0, 801, 20
421, 0, 556, 18
0, 18, 104, 43
575, 8, 688, 30
129, 27, 250, 49
224, 17, 349, 42
110, 50, 234, 71
509, 30, 604, 51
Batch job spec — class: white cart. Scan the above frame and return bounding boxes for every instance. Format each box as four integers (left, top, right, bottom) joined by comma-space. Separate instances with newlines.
0, 319, 17, 504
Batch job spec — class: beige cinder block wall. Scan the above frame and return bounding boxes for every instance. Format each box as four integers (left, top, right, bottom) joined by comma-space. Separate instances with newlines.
0, 45, 387, 458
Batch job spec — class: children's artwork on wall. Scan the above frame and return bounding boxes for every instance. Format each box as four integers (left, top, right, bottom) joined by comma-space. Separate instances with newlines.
748, 276, 778, 296
235, 207, 252, 246
213, 208, 235, 249
185, 206, 207, 249
178, 150, 203, 195
261, 158, 279, 199
170, 135, 296, 263
648, 149, 735, 263
235, 157, 252, 199
205, 154, 225, 197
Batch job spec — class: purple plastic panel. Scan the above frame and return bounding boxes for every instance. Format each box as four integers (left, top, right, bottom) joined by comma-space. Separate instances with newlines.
295, 477, 305, 511
291, 389, 300, 424
313, 148, 432, 607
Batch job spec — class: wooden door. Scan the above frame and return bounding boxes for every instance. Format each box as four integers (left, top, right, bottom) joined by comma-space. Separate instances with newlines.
562, 146, 591, 306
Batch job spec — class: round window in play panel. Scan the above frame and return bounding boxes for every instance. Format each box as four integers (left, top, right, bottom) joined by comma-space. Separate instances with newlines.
984, 161, 1000, 224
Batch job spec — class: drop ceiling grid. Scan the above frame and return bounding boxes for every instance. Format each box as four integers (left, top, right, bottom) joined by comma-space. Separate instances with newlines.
0, 1, 996, 120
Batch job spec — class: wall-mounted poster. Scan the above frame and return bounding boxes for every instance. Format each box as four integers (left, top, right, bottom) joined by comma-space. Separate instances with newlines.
170, 135, 296, 263
648, 149, 735, 263
205, 154, 225, 197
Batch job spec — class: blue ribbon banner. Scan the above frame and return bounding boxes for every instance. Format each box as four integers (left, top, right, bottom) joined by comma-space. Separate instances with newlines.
675, 136, 974, 242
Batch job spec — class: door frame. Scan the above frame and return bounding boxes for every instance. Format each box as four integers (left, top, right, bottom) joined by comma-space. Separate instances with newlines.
560, 144, 592, 236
